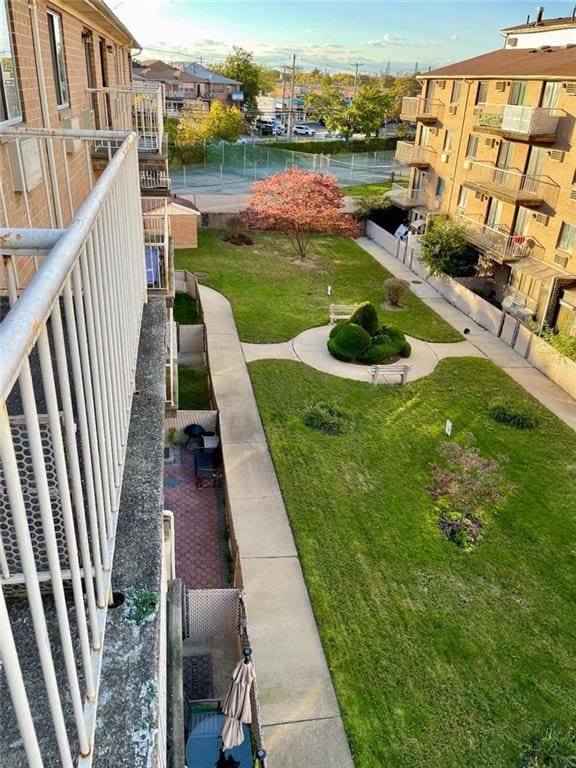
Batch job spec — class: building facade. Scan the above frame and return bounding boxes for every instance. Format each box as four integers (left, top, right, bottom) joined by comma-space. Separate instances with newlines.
393, 10, 576, 333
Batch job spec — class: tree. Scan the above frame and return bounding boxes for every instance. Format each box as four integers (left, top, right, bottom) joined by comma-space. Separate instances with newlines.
347, 85, 394, 138
242, 167, 360, 259
211, 47, 270, 118
304, 81, 349, 135
387, 75, 421, 121
420, 218, 478, 277
177, 101, 245, 146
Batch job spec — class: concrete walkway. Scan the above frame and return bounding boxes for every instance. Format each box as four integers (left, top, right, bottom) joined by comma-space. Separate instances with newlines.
357, 237, 576, 431
199, 285, 354, 768
244, 326, 484, 383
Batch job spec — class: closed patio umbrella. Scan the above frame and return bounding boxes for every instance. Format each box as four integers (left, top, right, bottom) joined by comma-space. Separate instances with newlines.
219, 648, 255, 752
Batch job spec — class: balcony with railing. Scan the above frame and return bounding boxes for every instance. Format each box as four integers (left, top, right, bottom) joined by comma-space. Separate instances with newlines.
395, 140, 434, 168
473, 103, 560, 142
456, 212, 544, 264
400, 96, 444, 123
87, 84, 165, 155
463, 161, 560, 208
388, 182, 441, 211
0, 128, 167, 767
142, 197, 173, 298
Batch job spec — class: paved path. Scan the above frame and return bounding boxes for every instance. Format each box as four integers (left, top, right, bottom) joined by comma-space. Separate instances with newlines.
357, 237, 576, 431
199, 285, 354, 768
243, 326, 484, 383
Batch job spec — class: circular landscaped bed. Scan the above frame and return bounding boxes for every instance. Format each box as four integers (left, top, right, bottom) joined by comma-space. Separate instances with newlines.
327, 302, 411, 365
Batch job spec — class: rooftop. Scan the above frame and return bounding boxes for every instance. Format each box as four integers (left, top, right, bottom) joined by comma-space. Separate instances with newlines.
501, 14, 576, 33
422, 45, 576, 79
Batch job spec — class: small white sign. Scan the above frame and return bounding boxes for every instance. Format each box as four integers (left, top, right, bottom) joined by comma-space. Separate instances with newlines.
327, 285, 332, 296
445, 419, 453, 437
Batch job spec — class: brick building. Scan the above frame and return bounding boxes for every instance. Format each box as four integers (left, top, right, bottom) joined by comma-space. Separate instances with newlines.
393, 9, 576, 333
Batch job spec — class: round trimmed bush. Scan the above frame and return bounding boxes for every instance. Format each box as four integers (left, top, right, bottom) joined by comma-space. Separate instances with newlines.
358, 326, 411, 364
349, 302, 379, 336
327, 322, 371, 362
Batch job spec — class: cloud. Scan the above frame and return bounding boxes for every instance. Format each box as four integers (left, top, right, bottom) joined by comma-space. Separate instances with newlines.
367, 34, 432, 48
449, 33, 461, 42
305, 28, 315, 33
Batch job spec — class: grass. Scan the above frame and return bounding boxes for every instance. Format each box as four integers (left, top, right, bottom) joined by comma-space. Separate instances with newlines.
175, 230, 461, 344
340, 180, 408, 197
248, 357, 576, 768
178, 367, 211, 410
173, 292, 199, 324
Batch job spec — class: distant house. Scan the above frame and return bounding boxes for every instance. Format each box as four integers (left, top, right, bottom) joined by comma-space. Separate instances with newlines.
179, 62, 243, 107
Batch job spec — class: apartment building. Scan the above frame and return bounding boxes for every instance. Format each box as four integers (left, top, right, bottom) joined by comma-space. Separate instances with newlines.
0, 1, 177, 766
393, 8, 576, 333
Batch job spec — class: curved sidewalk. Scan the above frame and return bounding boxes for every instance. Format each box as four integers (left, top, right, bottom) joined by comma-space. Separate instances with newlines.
243, 325, 484, 382
199, 285, 354, 768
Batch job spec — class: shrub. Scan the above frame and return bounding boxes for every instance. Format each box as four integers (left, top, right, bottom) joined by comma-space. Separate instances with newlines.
328, 322, 371, 362
349, 302, 379, 336
420, 218, 478, 277
520, 727, 576, 767
384, 277, 409, 306
222, 215, 254, 246
303, 402, 354, 436
488, 401, 537, 429
357, 326, 411, 364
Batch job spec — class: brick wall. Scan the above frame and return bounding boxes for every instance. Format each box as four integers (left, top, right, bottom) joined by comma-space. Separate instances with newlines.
170, 213, 198, 249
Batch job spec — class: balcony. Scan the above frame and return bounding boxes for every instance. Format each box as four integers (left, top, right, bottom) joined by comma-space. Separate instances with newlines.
395, 140, 434, 168
400, 96, 444, 123
0, 130, 158, 765
463, 161, 559, 208
88, 84, 164, 154
456, 212, 544, 264
140, 168, 171, 195
473, 103, 560, 143
388, 183, 441, 211
142, 197, 173, 297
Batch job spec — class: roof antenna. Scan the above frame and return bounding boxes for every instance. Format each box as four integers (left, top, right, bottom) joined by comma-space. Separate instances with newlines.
572, 5, 576, 20
526, 13, 531, 23
535, 6, 544, 25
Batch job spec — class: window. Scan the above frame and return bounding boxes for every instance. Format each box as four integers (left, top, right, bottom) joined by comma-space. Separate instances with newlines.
451, 80, 462, 104
419, 125, 431, 147
541, 81, 560, 109
47, 10, 68, 107
508, 81, 527, 106
0, 0, 21, 123
457, 186, 468, 208
476, 81, 489, 105
557, 222, 576, 253
443, 130, 454, 152
435, 177, 445, 198
466, 134, 479, 158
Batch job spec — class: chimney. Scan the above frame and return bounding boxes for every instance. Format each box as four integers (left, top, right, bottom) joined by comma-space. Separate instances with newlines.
535, 6, 544, 24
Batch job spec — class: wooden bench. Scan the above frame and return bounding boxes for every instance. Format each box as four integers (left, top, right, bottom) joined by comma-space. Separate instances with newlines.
369, 364, 411, 385
328, 304, 358, 325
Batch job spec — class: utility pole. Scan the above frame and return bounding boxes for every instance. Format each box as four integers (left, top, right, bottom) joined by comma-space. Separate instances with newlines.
281, 64, 288, 125
287, 53, 296, 139
352, 62, 360, 99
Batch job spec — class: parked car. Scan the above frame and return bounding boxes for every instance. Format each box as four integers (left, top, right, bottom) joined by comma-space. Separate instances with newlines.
293, 125, 315, 136
325, 132, 347, 141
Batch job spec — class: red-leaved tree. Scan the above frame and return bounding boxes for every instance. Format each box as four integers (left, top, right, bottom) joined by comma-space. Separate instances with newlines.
241, 167, 360, 259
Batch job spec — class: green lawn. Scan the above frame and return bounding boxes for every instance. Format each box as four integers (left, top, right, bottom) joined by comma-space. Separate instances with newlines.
178, 367, 211, 410
340, 179, 408, 197
175, 231, 461, 343
173, 292, 199, 324
248, 357, 576, 768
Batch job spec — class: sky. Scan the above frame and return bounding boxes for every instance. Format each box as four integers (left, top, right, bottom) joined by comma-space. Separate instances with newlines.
109, 1, 573, 73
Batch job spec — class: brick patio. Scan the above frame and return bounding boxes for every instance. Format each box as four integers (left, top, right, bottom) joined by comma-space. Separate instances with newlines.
164, 447, 228, 588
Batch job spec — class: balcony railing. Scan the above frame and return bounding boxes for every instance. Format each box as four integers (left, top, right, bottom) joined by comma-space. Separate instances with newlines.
456, 212, 544, 263
0, 130, 146, 765
473, 103, 560, 141
463, 161, 559, 207
140, 169, 171, 193
400, 96, 444, 122
395, 140, 434, 167
388, 183, 441, 211
142, 197, 172, 295
88, 85, 164, 154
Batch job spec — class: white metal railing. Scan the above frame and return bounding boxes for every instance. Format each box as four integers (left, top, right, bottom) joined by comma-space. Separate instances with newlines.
87, 85, 164, 153
395, 140, 434, 165
473, 103, 560, 137
388, 182, 441, 211
140, 169, 171, 191
0, 131, 146, 766
142, 198, 171, 293
400, 96, 444, 120
165, 308, 177, 409
456, 211, 544, 262
465, 161, 559, 206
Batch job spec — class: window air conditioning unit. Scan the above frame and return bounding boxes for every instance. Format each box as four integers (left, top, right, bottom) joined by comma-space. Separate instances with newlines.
430, 127, 439, 136
473, 106, 483, 116
548, 149, 564, 162
448, 105, 457, 115
440, 152, 450, 163
570, 187, 576, 201
554, 253, 568, 268
463, 159, 473, 170
475, 191, 484, 201
507, 37, 518, 47
7, 138, 43, 192
565, 82, 576, 94
533, 212, 549, 225
495, 81, 506, 91
436, 80, 446, 89
485, 138, 496, 148
79, 107, 95, 130
61, 115, 82, 154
